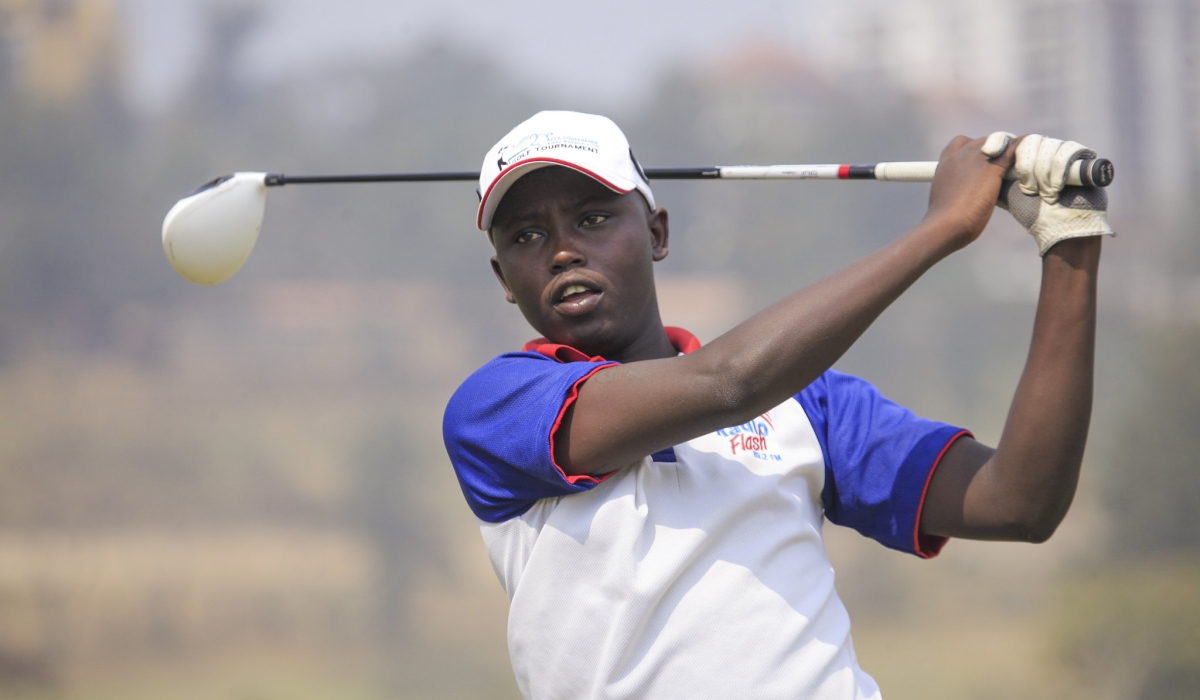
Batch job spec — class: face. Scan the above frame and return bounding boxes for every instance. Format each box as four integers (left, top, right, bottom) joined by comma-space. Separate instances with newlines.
489, 166, 670, 360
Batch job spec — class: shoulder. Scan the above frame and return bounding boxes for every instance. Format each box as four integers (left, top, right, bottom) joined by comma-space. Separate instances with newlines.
448, 351, 559, 400
442, 350, 620, 463
442, 351, 619, 523
445, 351, 611, 424
794, 368, 948, 447
794, 369, 967, 558
793, 369, 878, 420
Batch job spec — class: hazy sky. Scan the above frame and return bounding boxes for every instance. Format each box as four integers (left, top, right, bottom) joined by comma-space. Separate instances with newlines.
119, 0, 815, 112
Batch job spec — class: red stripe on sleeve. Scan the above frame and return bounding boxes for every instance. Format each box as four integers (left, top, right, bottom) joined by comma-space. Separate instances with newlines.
913, 429, 973, 559
548, 364, 620, 485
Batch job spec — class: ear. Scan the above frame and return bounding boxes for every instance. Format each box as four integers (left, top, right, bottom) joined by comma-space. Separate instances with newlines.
648, 207, 670, 262
490, 256, 517, 304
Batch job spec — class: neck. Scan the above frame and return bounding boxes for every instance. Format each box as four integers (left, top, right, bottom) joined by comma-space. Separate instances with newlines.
607, 321, 677, 363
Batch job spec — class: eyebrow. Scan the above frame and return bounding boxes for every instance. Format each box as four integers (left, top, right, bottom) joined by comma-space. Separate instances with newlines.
494, 191, 623, 232
570, 191, 622, 210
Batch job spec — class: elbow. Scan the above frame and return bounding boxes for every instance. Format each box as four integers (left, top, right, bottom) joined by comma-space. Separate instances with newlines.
1015, 518, 1060, 544
986, 454, 1083, 544
1009, 499, 1072, 544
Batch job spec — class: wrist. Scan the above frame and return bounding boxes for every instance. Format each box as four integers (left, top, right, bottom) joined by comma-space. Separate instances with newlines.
1038, 236, 1100, 304
913, 215, 972, 256
1043, 235, 1103, 270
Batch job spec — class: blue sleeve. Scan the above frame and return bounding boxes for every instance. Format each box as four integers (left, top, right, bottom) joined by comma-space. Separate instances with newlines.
442, 352, 619, 523
795, 370, 970, 558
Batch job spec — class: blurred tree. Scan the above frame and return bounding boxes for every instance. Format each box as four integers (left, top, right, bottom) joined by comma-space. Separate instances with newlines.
0, 77, 132, 353
1055, 562, 1200, 700
348, 424, 447, 646
0, 9, 11, 92
1055, 208, 1200, 700
1105, 324, 1200, 553
190, 0, 265, 123
627, 56, 929, 298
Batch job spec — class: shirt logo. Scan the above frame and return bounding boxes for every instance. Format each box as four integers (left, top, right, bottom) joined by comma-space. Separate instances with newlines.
716, 412, 782, 462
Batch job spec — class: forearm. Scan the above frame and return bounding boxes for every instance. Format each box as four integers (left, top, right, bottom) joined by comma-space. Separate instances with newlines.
925, 237, 1101, 541
695, 134, 1014, 424
701, 219, 962, 422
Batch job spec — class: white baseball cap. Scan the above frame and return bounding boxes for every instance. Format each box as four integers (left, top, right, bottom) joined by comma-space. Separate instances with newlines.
476, 111, 656, 231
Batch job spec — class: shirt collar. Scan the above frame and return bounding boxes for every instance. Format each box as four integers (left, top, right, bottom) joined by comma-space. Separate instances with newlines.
522, 326, 700, 362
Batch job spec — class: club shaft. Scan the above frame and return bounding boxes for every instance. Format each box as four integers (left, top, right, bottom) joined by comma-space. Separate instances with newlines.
262, 158, 1112, 188
266, 172, 479, 185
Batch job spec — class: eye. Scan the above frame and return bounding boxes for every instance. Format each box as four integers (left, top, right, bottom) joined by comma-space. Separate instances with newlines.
580, 213, 609, 227
514, 229, 544, 245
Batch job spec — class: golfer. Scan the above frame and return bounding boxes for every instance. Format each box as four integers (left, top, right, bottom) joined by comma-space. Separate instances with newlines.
443, 111, 1112, 699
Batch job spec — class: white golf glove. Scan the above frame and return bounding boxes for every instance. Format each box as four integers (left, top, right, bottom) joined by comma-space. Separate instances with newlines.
982, 132, 1115, 256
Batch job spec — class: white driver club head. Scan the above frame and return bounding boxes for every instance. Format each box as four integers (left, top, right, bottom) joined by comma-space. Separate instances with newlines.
162, 172, 267, 285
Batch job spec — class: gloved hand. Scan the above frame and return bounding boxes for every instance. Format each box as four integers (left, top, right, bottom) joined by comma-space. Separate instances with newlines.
982, 132, 1115, 256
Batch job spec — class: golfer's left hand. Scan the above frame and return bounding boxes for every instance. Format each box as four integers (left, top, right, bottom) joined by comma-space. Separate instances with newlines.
993, 133, 1116, 256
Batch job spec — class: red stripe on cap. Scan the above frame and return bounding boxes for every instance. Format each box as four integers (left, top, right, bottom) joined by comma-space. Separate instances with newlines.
477, 157, 634, 230
837, 164, 851, 179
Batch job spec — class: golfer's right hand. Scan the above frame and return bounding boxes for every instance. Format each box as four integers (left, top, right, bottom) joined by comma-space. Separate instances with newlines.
923, 133, 1015, 249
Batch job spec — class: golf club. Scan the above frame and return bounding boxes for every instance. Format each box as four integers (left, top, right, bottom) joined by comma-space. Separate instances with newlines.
162, 158, 1113, 285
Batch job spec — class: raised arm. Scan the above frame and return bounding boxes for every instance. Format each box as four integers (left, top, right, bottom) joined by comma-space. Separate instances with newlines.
919, 134, 1114, 543
919, 236, 1102, 543
557, 136, 1014, 475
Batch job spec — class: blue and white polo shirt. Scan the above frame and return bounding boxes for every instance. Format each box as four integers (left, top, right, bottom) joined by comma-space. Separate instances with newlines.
442, 328, 968, 700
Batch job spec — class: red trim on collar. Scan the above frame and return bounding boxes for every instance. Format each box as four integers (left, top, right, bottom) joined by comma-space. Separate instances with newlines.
666, 327, 701, 354
523, 326, 701, 362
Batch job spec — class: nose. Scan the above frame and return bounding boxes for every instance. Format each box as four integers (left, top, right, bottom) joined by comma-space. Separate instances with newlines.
549, 231, 587, 272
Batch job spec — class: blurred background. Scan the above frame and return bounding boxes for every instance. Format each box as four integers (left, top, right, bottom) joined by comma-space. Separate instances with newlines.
0, 0, 1197, 698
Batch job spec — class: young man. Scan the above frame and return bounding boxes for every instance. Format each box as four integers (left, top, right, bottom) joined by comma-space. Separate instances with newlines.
443, 111, 1112, 699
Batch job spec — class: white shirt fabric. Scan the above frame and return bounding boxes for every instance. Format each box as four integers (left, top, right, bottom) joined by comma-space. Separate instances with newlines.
482, 399, 879, 700
443, 334, 962, 700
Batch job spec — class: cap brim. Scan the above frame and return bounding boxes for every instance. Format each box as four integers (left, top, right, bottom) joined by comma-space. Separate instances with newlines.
477, 157, 635, 231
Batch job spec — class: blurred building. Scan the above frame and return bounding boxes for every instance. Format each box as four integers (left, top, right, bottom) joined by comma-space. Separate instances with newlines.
798, 0, 1200, 212
800, 0, 1022, 113
0, 0, 121, 103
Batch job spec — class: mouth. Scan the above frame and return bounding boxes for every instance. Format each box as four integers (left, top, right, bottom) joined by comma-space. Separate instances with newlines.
553, 281, 603, 316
